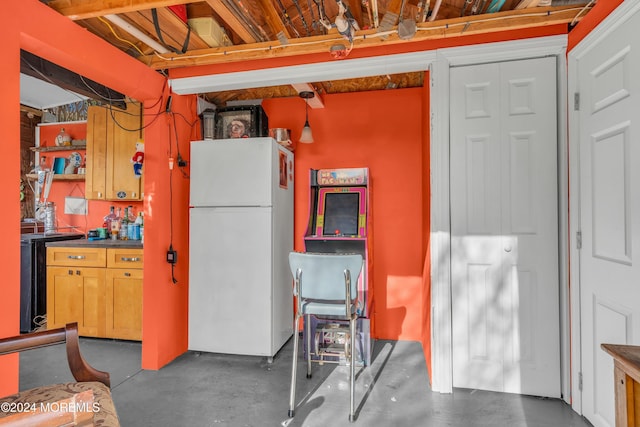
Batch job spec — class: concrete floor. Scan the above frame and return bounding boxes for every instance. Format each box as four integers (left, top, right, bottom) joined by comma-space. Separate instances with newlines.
19, 337, 593, 427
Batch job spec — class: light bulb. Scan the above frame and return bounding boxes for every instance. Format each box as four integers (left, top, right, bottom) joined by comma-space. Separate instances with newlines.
299, 121, 314, 143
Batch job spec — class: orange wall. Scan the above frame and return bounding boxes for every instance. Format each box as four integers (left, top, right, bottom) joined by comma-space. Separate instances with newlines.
141, 92, 197, 369
567, 0, 624, 52
263, 88, 426, 342
1, 0, 620, 397
1, 0, 171, 397
36, 122, 143, 234
0, 4, 22, 396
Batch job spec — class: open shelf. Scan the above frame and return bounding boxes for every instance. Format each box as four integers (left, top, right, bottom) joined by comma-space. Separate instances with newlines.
25, 174, 85, 181
30, 145, 86, 152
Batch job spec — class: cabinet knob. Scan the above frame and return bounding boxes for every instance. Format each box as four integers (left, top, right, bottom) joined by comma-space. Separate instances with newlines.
68, 270, 73, 275
76, 270, 81, 275
121, 257, 140, 262
67, 255, 86, 260
124, 272, 131, 277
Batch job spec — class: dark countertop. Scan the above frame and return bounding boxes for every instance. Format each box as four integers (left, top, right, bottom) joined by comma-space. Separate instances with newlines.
45, 238, 143, 249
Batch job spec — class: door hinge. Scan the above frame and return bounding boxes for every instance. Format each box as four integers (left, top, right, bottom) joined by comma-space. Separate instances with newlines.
578, 372, 583, 391
576, 231, 582, 250
574, 92, 580, 111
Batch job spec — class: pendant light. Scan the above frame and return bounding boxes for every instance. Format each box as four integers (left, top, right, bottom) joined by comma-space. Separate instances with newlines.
299, 91, 315, 144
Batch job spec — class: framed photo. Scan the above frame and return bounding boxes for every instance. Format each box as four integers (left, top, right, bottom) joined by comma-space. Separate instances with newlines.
214, 105, 269, 139
279, 150, 288, 189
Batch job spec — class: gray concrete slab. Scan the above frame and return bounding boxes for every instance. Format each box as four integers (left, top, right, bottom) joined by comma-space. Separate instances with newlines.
17, 337, 592, 427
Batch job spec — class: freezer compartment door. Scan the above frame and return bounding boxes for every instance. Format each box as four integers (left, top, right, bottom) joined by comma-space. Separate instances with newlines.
188, 206, 275, 355
190, 138, 276, 207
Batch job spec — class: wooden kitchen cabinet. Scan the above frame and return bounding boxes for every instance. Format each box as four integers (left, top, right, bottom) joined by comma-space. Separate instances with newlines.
105, 248, 144, 340
47, 247, 143, 340
85, 102, 143, 201
46, 266, 106, 337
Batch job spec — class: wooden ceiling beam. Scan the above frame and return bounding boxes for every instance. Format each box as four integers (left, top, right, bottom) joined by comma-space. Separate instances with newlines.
203, 0, 258, 43
46, 0, 202, 20
290, 83, 325, 108
258, 0, 291, 39
143, 4, 587, 69
345, 0, 364, 29
127, 8, 211, 51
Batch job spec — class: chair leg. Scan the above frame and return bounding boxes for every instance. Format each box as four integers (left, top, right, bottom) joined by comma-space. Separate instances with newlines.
305, 314, 312, 379
288, 315, 300, 418
349, 316, 357, 422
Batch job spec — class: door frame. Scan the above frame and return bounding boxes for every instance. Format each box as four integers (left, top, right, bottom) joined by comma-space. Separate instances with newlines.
429, 35, 570, 402
567, 0, 640, 416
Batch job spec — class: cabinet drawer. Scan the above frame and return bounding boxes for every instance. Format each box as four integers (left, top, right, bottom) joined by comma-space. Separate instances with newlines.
107, 248, 143, 269
47, 247, 106, 267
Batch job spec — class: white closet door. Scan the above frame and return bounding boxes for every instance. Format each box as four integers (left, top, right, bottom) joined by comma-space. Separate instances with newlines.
450, 56, 560, 397
577, 8, 640, 426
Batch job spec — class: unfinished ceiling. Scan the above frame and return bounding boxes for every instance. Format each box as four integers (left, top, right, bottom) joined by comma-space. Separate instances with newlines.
39, 0, 594, 106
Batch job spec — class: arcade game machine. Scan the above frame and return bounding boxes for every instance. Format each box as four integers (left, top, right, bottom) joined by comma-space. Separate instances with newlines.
303, 167, 372, 366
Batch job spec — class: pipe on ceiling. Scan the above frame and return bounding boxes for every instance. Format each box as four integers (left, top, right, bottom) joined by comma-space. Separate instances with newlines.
104, 14, 171, 54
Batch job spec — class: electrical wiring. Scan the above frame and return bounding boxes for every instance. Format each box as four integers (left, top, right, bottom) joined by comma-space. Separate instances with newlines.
570, 0, 596, 27
98, 16, 147, 57
166, 114, 178, 284
78, 75, 126, 103
151, 6, 591, 62
20, 57, 87, 104
105, 99, 165, 133
169, 113, 191, 179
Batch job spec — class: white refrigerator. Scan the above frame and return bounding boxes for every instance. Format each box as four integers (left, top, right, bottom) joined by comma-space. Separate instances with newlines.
188, 137, 294, 357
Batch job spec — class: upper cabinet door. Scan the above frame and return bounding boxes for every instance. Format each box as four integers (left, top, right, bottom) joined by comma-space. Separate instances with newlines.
86, 102, 143, 201
85, 105, 107, 200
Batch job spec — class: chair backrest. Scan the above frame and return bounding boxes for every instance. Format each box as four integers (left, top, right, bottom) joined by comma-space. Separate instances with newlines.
288, 252, 363, 301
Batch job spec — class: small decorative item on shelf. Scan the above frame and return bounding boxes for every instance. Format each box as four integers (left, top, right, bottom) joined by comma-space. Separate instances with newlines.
64, 152, 83, 174
55, 128, 72, 146
53, 157, 66, 175
131, 140, 144, 178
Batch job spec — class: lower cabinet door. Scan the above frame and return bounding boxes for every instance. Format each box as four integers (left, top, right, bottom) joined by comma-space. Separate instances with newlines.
105, 268, 143, 340
46, 266, 106, 337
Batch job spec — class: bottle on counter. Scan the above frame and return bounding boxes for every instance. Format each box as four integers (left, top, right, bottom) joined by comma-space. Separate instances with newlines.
137, 212, 144, 244
131, 211, 143, 241
119, 207, 129, 240
127, 206, 137, 240
103, 206, 117, 238
110, 207, 121, 240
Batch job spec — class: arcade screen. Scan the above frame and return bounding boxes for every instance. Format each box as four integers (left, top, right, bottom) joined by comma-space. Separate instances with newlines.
323, 192, 360, 236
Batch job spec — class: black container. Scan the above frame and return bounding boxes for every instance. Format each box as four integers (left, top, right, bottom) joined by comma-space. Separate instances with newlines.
214, 105, 269, 139
20, 233, 84, 332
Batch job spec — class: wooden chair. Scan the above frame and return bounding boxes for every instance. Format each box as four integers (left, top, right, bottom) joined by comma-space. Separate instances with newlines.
0, 322, 110, 387
0, 323, 119, 426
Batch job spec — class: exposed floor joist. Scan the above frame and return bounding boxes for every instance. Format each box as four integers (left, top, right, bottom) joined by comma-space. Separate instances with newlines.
143, 5, 587, 70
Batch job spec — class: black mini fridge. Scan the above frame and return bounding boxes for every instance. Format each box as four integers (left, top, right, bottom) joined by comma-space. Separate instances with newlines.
20, 233, 84, 333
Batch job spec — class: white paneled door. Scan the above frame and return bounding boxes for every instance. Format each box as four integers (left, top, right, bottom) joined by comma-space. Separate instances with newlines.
450, 57, 560, 397
576, 7, 640, 427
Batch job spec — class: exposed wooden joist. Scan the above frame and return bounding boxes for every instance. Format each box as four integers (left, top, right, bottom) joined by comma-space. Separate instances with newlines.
143, 4, 587, 69
129, 8, 211, 51
345, 0, 363, 30
290, 83, 325, 108
203, 0, 258, 43
46, 0, 201, 20
20, 105, 43, 116
258, 0, 291, 39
